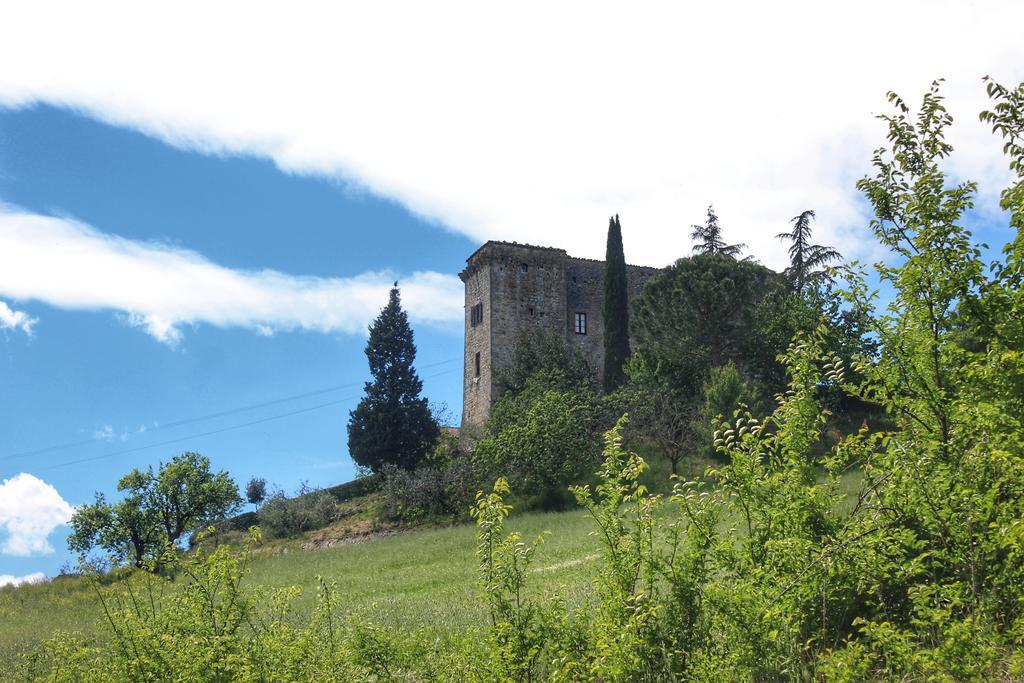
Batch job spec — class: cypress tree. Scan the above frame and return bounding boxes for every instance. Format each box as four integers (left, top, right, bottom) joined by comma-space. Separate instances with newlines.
603, 214, 630, 392
347, 283, 439, 472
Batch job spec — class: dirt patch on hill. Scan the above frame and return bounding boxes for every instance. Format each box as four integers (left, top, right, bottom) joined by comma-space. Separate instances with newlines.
299, 518, 404, 551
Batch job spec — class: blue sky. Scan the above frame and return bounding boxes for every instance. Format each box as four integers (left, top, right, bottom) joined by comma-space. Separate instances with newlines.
0, 106, 473, 581
0, 2, 1022, 584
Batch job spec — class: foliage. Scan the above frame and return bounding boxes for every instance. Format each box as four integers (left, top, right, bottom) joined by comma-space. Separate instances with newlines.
347, 283, 439, 472
17, 531, 471, 682
632, 252, 780, 396
68, 452, 241, 568
603, 214, 630, 392
244, 477, 266, 510
690, 204, 745, 257
776, 209, 842, 293
621, 353, 697, 475
692, 361, 765, 460
474, 370, 601, 508
379, 457, 478, 522
257, 483, 337, 538
471, 478, 551, 681
495, 326, 595, 396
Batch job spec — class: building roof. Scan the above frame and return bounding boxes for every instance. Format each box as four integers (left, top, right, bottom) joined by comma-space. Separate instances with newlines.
464, 240, 569, 263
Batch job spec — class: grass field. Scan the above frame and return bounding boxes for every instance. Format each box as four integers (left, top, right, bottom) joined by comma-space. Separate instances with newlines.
0, 507, 601, 671
0, 453, 863, 674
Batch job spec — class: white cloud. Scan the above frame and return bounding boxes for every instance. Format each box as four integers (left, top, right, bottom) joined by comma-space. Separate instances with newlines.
0, 572, 47, 588
93, 424, 128, 442
0, 473, 75, 556
0, 2, 1021, 270
0, 207, 464, 345
93, 425, 115, 442
0, 300, 36, 335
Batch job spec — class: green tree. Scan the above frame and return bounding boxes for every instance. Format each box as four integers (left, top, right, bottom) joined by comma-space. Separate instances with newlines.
496, 326, 594, 396
245, 477, 267, 510
348, 283, 439, 472
775, 210, 842, 294
474, 370, 600, 508
623, 353, 696, 475
68, 452, 241, 568
603, 214, 630, 392
690, 205, 745, 257
692, 361, 763, 460
631, 253, 780, 395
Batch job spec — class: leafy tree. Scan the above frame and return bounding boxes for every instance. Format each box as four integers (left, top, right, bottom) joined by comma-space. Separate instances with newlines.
692, 361, 765, 460
474, 370, 600, 508
347, 283, 439, 472
603, 214, 630, 392
495, 326, 594, 396
68, 452, 241, 568
775, 210, 842, 293
690, 205, 745, 257
631, 253, 780, 395
245, 477, 267, 510
623, 354, 696, 475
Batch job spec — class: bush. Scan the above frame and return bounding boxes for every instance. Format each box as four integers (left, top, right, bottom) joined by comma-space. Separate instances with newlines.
378, 458, 477, 522
473, 370, 601, 509
256, 484, 337, 538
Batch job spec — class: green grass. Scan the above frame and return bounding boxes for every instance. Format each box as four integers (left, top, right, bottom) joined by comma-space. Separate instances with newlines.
0, 507, 600, 670
245, 508, 600, 631
0, 453, 866, 672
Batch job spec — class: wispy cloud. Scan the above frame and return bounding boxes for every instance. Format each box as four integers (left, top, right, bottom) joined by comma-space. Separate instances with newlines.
0, 3, 1021, 269
0, 300, 36, 335
0, 206, 463, 345
93, 425, 129, 442
0, 473, 75, 556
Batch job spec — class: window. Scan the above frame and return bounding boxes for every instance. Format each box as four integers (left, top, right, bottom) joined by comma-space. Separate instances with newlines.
528, 307, 534, 316
574, 312, 587, 335
474, 352, 481, 377
470, 302, 484, 326
521, 263, 529, 273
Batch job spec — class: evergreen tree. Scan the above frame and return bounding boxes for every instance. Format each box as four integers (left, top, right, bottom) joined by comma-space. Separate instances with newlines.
690, 205, 745, 257
775, 209, 841, 293
347, 283, 438, 472
602, 214, 630, 392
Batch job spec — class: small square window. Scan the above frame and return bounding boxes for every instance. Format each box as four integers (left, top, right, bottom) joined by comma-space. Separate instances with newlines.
521, 263, 528, 273
574, 312, 587, 335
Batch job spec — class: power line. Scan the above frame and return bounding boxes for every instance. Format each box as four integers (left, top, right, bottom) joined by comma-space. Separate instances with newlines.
2, 357, 461, 463
35, 366, 461, 472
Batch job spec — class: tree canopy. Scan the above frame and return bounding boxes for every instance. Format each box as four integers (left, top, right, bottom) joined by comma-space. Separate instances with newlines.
776, 209, 842, 293
68, 452, 240, 568
347, 284, 439, 472
690, 205, 745, 257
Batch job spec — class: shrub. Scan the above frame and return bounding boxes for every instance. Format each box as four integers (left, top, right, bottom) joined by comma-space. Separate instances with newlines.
474, 370, 601, 509
378, 457, 477, 522
257, 484, 337, 538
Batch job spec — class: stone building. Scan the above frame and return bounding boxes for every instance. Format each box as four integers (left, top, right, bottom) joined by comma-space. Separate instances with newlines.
459, 240, 660, 437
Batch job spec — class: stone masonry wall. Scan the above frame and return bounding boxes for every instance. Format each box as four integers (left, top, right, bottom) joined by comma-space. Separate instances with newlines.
460, 241, 660, 439
566, 258, 661, 386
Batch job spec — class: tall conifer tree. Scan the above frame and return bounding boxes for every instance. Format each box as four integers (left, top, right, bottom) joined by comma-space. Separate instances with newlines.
603, 214, 630, 392
347, 283, 438, 472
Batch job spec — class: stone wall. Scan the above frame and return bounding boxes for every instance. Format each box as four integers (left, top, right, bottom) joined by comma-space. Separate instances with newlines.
459, 241, 660, 439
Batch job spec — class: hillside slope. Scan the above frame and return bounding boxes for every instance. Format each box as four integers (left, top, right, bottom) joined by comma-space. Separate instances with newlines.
0, 506, 599, 671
